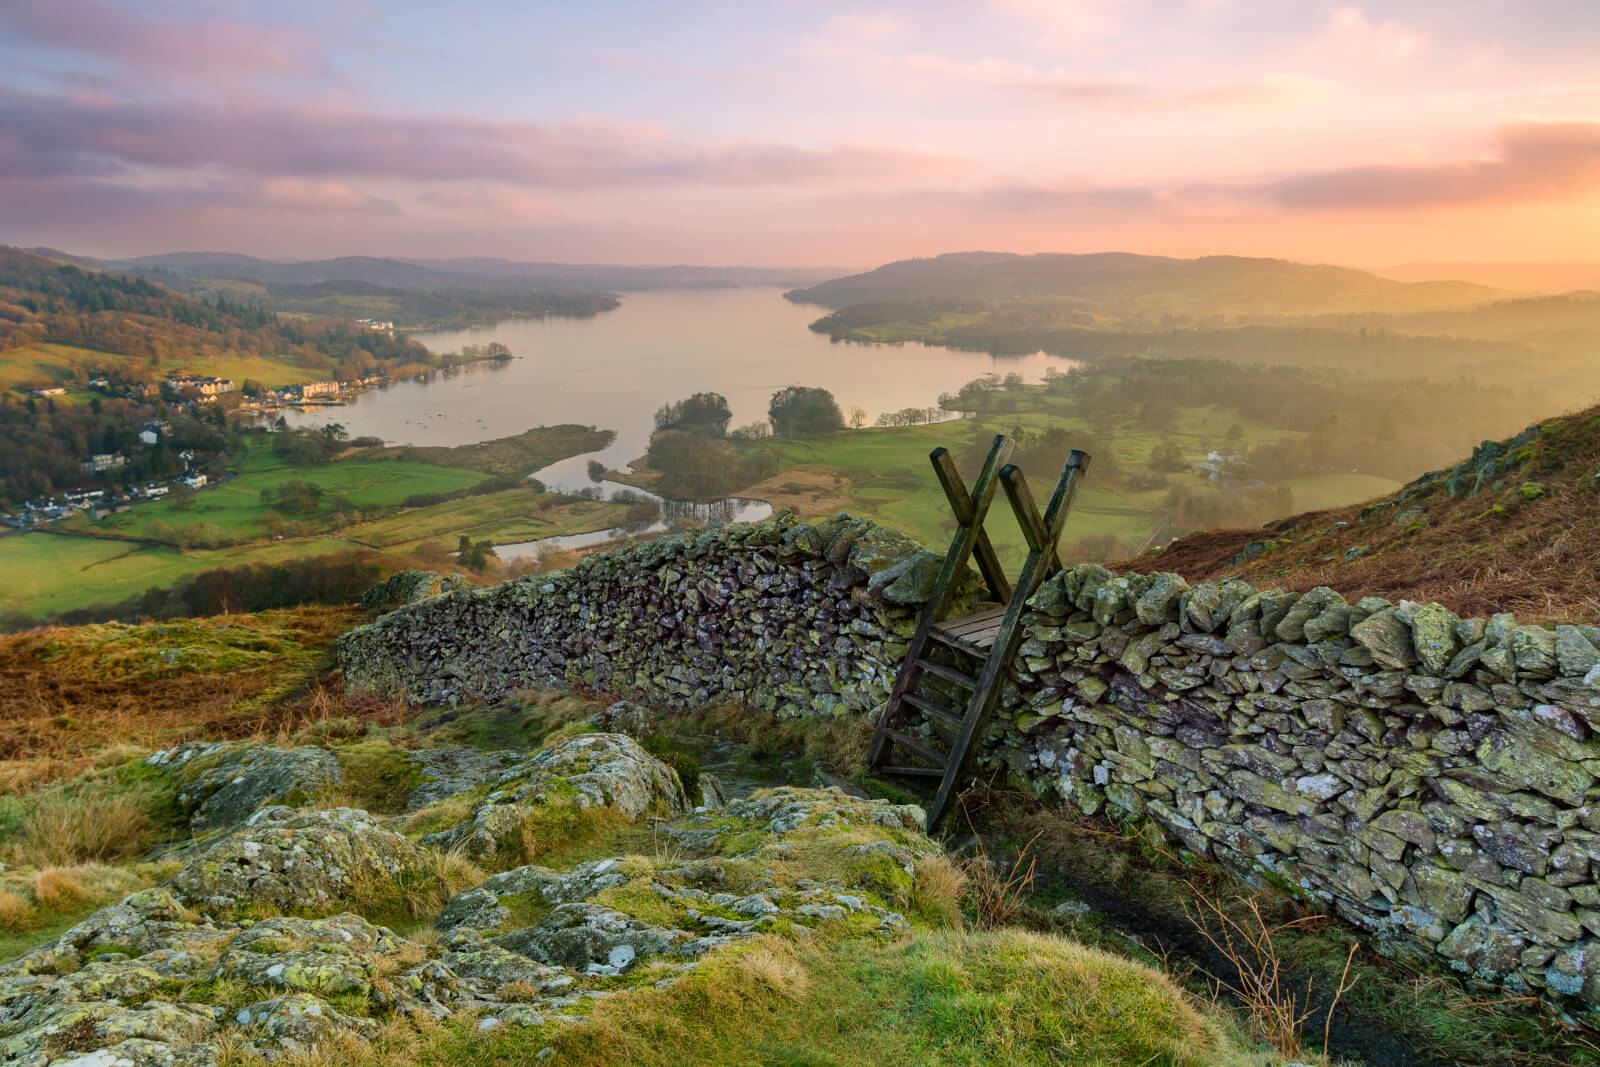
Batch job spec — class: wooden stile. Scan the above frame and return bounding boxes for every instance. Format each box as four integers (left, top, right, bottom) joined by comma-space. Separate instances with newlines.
865, 439, 1090, 830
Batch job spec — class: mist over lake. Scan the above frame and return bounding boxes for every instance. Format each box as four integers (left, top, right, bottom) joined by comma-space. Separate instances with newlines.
279, 288, 1071, 492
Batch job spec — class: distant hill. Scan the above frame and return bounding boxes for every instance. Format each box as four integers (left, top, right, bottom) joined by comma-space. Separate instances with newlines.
104, 253, 846, 293
1124, 404, 1600, 623
1379, 260, 1600, 294
787, 251, 1510, 319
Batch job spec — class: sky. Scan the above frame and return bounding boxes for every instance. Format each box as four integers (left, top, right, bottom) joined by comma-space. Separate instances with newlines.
3, 0, 1600, 268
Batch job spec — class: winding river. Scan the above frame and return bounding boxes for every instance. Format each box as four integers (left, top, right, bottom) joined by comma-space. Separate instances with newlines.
280, 288, 1074, 554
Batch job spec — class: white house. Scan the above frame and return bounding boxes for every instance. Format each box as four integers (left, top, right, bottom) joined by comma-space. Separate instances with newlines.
180, 473, 208, 490
139, 429, 159, 446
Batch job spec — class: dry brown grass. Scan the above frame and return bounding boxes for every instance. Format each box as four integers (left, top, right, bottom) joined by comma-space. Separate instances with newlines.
1183, 889, 1358, 1060
30, 868, 88, 909
0, 890, 30, 931
4, 790, 155, 867
346, 846, 484, 924
906, 853, 968, 927
963, 832, 1040, 929
0, 606, 404, 791
1122, 404, 1600, 623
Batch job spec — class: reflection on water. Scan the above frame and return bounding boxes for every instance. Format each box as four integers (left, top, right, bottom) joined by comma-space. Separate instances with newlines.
494, 481, 773, 560
277, 288, 1073, 552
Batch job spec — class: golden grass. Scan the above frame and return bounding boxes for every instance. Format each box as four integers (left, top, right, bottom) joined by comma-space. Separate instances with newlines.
0, 607, 368, 782
4, 790, 155, 867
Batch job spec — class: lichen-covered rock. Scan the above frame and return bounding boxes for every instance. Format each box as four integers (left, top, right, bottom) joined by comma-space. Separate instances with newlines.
495, 903, 686, 972
436, 858, 629, 935
420, 734, 688, 861
233, 993, 378, 1053
403, 747, 528, 810
170, 809, 425, 915
0, 998, 219, 1067
712, 787, 925, 838
149, 743, 340, 832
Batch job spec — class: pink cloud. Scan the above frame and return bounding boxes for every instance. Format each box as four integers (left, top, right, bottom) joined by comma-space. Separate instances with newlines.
1266, 121, 1600, 210
0, 88, 970, 190
0, 0, 330, 85
422, 186, 556, 222
259, 178, 396, 214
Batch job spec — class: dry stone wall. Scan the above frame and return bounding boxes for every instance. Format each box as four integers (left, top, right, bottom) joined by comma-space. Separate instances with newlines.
338, 513, 974, 716
338, 513, 1600, 1024
974, 564, 1600, 1026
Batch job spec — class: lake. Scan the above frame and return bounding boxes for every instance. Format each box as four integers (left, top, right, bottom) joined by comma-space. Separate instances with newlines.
280, 288, 1073, 550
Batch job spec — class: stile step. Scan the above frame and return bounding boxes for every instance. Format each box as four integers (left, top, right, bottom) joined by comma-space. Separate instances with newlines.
915, 658, 978, 689
903, 692, 964, 725
883, 728, 947, 765
880, 764, 945, 778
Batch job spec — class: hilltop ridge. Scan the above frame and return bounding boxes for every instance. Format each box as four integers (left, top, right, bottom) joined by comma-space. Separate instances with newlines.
786, 250, 1511, 319
1125, 402, 1600, 622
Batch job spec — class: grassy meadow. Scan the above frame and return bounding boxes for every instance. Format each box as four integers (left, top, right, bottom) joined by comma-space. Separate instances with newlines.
0, 340, 326, 394
739, 393, 1401, 566
1, 425, 633, 623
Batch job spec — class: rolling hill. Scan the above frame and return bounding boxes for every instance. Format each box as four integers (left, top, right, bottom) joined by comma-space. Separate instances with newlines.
787, 251, 1511, 319
1124, 403, 1600, 623
104, 252, 845, 293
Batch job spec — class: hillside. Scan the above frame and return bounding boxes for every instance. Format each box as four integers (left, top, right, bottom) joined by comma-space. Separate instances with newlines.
786, 251, 1509, 319
1124, 402, 1600, 622
0, 609, 1278, 1067
0, 245, 438, 391
107, 252, 844, 292
1379, 259, 1600, 293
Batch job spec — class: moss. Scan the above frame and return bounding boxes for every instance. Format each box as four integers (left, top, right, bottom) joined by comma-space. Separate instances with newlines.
642, 736, 701, 803
1519, 483, 1546, 500
334, 742, 425, 814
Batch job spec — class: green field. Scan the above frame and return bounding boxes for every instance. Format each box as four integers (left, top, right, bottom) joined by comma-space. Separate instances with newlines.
82, 451, 486, 545
343, 489, 656, 549
748, 393, 1400, 564
0, 532, 356, 618
0, 341, 326, 392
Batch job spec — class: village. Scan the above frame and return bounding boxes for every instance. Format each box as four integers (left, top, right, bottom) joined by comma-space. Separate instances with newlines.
3, 372, 389, 531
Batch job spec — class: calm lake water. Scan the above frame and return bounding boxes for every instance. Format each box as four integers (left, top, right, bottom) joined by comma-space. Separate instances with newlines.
280, 288, 1073, 551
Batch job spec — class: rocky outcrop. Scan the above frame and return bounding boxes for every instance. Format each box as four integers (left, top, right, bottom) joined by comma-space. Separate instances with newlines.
418, 733, 690, 861
149, 742, 340, 833
0, 774, 934, 1066
170, 808, 425, 915
338, 513, 976, 715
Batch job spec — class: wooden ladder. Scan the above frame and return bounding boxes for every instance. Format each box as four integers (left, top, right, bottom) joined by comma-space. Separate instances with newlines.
865, 435, 1090, 830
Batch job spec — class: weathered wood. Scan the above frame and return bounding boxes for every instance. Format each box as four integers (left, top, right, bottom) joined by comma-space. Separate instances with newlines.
930, 448, 1011, 603
868, 435, 1093, 832
902, 692, 962, 725
923, 449, 1091, 830
915, 658, 978, 689
882, 728, 946, 765
865, 434, 1013, 770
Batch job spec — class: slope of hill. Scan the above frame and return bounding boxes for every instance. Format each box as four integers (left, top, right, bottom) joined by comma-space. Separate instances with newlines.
107, 252, 845, 292
787, 251, 1509, 319
1380, 259, 1600, 294
0, 246, 440, 390
1125, 403, 1600, 622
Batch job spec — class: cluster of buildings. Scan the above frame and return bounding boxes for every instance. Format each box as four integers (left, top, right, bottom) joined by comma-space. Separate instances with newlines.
355, 318, 394, 332
164, 375, 235, 398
